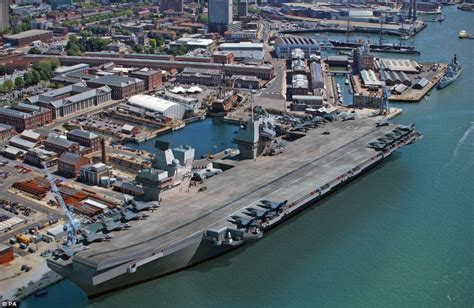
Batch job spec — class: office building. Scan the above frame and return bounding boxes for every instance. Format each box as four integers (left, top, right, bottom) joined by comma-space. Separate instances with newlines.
237, 0, 248, 18
208, 0, 233, 34
0, 0, 9, 33
160, 0, 183, 13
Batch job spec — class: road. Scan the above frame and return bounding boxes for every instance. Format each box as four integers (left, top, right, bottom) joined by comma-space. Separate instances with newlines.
254, 20, 287, 110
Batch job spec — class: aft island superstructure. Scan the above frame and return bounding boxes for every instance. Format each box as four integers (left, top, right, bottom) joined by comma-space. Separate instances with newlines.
47, 117, 421, 298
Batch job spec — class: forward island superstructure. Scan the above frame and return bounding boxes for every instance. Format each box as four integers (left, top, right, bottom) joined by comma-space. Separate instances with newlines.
47, 116, 421, 298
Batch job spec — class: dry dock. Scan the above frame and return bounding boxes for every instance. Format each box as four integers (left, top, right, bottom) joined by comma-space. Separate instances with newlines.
48, 117, 420, 297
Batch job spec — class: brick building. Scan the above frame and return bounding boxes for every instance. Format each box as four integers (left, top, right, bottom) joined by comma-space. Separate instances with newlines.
3, 29, 53, 47
87, 76, 145, 100
44, 136, 80, 155
58, 152, 90, 178
0, 124, 13, 141
128, 68, 162, 91
67, 129, 100, 150
0, 104, 52, 132
212, 51, 234, 64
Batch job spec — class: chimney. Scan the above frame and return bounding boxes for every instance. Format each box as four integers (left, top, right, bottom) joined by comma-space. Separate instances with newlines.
101, 138, 108, 164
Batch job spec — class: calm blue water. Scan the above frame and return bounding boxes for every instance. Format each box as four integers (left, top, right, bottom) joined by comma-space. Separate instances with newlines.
24, 7, 473, 307
124, 117, 239, 159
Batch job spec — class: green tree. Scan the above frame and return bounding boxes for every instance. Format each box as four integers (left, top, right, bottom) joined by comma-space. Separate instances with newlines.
23, 71, 34, 86
149, 39, 157, 49
3, 80, 14, 91
28, 47, 42, 54
170, 45, 187, 56
0, 65, 5, 76
15, 76, 25, 89
197, 14, 208, 24
133, 44, 144, 53
31, 70, 41, 83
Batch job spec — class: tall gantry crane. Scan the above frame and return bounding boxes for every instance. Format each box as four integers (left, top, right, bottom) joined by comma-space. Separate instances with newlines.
378, 62, 390, 114
42, 162, 82, 255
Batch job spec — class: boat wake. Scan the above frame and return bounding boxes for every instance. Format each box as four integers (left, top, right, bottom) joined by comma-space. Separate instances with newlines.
436, 122, 474, 188
453, 122, 474, 158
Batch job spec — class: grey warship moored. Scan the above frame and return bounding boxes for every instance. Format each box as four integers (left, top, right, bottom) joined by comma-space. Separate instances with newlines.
46, 115, 422, 299
437, 54, 463, 89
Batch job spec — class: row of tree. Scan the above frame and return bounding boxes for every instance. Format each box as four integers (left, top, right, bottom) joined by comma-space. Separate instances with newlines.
66, 34, 112, 56
0, 59, 60, 93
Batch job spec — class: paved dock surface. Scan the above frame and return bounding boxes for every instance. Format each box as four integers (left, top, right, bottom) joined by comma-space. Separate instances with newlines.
74, 118, 396, 269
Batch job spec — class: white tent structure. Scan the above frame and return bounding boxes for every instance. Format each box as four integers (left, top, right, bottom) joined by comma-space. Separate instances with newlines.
128, 95, 186, 120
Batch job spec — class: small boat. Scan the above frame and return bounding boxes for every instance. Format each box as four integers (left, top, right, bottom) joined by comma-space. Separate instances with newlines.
437, 15, 445, 22
458, 30, 470, 39
35, 290, 48, 297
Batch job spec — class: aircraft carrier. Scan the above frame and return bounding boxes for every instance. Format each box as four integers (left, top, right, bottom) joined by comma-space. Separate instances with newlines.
47, 117, 421, 298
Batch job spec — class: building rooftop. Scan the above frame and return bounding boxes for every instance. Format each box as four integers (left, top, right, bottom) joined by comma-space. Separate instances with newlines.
45, 136, 78, 148
59, 152, 84, 165
129, 68, 159, 76
220, 42, 264, 49
21, 130, 41, 140
54, 63, 90, 75
4, 29, 52, 39
88, 75, 143, 88
9, 136, 37, 149
0, 123, 13, 132
68, 129, 98, 140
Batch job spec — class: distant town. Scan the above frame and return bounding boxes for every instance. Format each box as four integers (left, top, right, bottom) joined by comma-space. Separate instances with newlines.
0, 0, 469, 302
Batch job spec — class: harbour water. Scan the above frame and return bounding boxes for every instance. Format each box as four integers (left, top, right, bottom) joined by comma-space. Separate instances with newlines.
124, 117, 239, 159
23, 7, 473, 307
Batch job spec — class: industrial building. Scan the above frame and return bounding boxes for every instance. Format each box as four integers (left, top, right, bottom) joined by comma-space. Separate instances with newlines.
3, 29, 53, 47
53, 64, 90, 77
353, 44, 375, 73
310, 62, 324, 91
231, 75, 261, 90
25, 54, 275, 80
129, 68, 162, 91
28, 82, 112, 119
220, 42, 264, 60
8, 136, 37, 151
360, 70, 382, 88
58, 152, 91, 178
177, 67, 221, 86
275, 36, 320, 59
0, 243, 13, 265
291, 95, 324, 111
127, 95, 187, 120
383, 71, 412, 87
0, 104, 53, 132
67, 129, 100, 150
80, 163, 112, 186
379, 59, 421, 73
24, 148, 58, 167
170, 38, 216, 51
0, 124, 13, 141
212, 51, 235, 64
44, 136, 80, 155
87, 76, 145, 100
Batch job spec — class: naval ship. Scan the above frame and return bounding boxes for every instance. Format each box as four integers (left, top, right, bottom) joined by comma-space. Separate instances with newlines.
47, 115, 421, 298
329, 40, 420, 55
437, 55, 463, 90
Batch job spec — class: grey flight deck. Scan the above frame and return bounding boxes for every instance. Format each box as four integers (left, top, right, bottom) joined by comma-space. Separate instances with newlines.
74, 118, 396, 269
